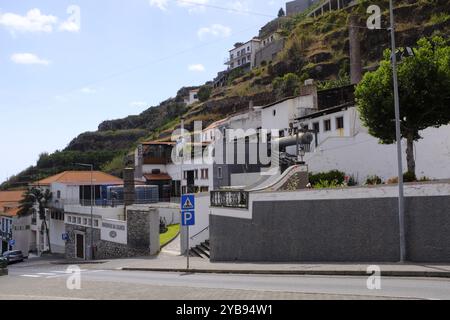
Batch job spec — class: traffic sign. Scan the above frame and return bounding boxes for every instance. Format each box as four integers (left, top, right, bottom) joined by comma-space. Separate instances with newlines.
8, 239, 15, 246
181, 194, 195, 211
182, 211, 195, 226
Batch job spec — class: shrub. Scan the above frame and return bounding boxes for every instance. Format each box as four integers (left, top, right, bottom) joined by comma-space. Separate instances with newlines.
365, 175, 383, 185
313, 179, 342, 189
197, 85, 213, 102
387, 177, 399, 184
272, 73, 302, 99
403, 171, 417, 183
0, 258, 7, 269
309, 170, 346, 187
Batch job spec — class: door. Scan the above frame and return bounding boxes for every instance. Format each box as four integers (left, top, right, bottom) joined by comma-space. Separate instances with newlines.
76, 234, 85, 259
186, 171, 195, 194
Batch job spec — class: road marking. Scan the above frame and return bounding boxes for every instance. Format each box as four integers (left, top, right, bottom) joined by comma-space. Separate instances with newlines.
20, 275, 41, 278
37, 273, 57, 276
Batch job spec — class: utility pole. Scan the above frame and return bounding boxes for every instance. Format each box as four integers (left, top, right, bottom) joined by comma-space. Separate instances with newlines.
389, 0, 406, 262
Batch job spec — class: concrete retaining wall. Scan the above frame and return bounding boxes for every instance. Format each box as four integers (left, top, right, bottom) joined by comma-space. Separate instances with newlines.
210, 195, 450, 263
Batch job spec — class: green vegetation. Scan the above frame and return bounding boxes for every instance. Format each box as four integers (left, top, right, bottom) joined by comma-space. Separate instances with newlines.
160, 224, 181, 248
272, 73, 303, 99
0, 258, 7, 269
309, 170, 346, 187
356, 36, 450, 176
197, 85, 213, 102
365, 175, 383, 186
313, 179, 343, 189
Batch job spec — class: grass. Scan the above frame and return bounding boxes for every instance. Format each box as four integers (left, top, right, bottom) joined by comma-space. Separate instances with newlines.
160, 224, 181, 248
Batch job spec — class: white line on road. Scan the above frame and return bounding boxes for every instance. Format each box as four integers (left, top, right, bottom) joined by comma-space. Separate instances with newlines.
20, 275, 41, 278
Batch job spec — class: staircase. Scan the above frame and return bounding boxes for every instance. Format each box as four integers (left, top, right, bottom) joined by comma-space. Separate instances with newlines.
189, 240, 210, 259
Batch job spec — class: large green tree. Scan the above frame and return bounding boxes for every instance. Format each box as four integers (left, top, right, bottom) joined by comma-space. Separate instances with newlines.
356, 36, 450, 176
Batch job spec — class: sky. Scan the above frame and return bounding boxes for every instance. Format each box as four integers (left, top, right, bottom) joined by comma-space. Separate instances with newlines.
0, 0, 287, 183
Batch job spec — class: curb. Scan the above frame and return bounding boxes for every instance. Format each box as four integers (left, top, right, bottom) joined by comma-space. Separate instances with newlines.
120, 267, 450, 278
52, 260, 109, 265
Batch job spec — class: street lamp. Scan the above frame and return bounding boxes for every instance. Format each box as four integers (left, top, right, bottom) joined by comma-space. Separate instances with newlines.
74, 163, 95, 261
388, 0, 406, 262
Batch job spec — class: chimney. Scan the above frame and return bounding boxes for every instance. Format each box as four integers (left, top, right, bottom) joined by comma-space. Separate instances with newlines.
123, 167, 135, 206
349, 14, 362, 84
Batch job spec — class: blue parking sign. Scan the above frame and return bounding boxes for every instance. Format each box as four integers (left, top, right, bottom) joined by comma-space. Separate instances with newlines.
182, 211, 195, 226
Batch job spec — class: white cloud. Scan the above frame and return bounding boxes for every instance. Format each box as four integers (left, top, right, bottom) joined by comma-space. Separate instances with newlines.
59, 20, 80, 32
149, 0, 169, 11
177, 0, 209, 13
149, 0, 209, 13
80, 87, 96, 94
130, 101, 148, 108
11, 53, 50, 65
0, 9, 57, 33
188, 64, 205, 72
197, 24, 231, 40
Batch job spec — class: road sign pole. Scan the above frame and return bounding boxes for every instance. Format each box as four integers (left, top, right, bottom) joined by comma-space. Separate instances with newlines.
187, 225, 190, 271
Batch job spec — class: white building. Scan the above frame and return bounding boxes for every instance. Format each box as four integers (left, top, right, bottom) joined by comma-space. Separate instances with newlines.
11, 171, 123, 256
226, 38, 261, 70
261, 83, 318, 131
184, 89, 200, 106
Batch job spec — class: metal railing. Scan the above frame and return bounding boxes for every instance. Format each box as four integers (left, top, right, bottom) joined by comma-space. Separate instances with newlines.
210, 190, 249, 209
190, 226, 210, 240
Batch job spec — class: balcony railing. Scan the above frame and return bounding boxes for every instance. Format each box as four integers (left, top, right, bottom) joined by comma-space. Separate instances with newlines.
210, 190, 249, 209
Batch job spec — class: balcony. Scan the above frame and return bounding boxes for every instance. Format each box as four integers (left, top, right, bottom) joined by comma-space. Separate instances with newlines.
210, 190, 249, 209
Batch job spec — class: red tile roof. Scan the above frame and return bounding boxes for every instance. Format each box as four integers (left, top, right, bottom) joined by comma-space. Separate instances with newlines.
33, 171, 123, 186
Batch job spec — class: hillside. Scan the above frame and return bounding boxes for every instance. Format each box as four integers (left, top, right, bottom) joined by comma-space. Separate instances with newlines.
2, 0, 449, 190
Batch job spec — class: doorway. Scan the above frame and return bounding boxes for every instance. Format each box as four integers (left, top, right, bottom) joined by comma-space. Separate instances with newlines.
186, 171, 195, 194
75, 233, 85, 260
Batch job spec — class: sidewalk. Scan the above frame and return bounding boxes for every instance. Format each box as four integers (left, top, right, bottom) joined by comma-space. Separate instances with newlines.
94, 254, 450, 278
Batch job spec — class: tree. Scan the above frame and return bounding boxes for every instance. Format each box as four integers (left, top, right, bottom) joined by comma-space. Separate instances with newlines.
18, 187, 53, 253
356, 36, 450, 176
278, 8, 285, 17
197, 85, 213, 102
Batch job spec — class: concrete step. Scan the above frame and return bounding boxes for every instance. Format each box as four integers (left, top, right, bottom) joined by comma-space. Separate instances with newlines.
196, 245, 210, 258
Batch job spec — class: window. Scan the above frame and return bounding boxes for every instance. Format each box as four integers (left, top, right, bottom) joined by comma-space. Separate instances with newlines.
77, 217, 81, 224
195, 170, 198, 180
336, 116, 344, 129
94, 220, 99, 227
313, 122, 320, 133
273, 110, 276, 116
217, 167, 223, 179
204, 169, 209, 180
247, 46, 250, 52
324, 119, 331, 131
57, 190, 61, 199
83, 218, 87, 225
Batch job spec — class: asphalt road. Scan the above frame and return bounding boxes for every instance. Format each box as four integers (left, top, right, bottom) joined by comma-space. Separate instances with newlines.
1, 262, 450, 300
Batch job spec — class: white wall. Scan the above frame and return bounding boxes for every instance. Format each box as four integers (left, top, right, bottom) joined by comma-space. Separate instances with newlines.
11, 215, 32, 256
211, 181, 450, 220
101, 218, 127, 245
304, 123, 450, 183
64, 205, 125, 220
49, 218, 65, 254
